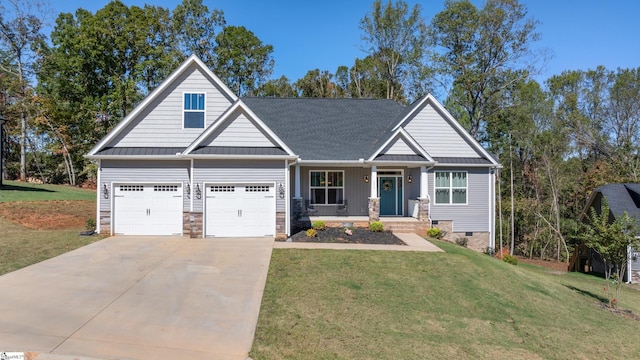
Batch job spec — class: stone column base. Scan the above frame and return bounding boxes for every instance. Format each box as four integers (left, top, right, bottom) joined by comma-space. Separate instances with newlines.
368, 197, 380, 222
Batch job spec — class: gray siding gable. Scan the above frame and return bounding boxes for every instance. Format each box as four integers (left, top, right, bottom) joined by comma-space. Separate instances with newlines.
198, 107, 279, 148
106, 64, 235, 149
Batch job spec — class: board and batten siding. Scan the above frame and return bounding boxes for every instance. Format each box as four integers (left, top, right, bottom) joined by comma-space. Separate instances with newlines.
404, 103, 480, 158
99, 160, 190, 212
204, 109, 275, 148
298, 167, 371, 216
108, 64, 234, 148
192, 159, 286, 213
428, 167, 490, 232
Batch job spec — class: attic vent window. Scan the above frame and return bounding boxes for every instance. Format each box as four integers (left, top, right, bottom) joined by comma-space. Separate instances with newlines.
184, 93, 205, 128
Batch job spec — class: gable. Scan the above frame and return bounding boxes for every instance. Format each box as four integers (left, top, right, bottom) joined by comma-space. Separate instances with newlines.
404, 102, 481, 158
199, 108, 279, 148
382, 136, 418, 155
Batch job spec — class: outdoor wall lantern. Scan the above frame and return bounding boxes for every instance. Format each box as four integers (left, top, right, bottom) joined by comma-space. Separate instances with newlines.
102, 183, 109, 199
363, 175, 369, 183
407, 175, 413, 183
278, 183, 285, 199
186, 183, 191, 199
195, 184, 202, 199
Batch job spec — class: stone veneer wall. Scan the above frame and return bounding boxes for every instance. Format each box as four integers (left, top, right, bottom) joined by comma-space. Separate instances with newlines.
184, 212, 203, 238
276, 211, 286, 239
99, 210, 111, 234
431, 219, 490, 252
368, 198, 380, 222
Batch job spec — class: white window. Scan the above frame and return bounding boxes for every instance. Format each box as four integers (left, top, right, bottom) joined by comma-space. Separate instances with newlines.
435, 171, 467, 204
309, 171, 344, 205
184, 93, 205, 128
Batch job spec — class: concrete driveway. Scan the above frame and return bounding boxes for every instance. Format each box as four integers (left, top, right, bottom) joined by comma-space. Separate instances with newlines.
0, 236, 274, 360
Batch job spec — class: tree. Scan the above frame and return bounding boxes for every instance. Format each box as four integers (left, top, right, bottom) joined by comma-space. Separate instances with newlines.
172, 0, 225, 69
359, 0, 429, 102
349, 56, 386, 99
584, 199, 640, 308
257, 75, 297, 97
213, 25, 274, 96
294, 69, 336, 98
0, 0, 46, 181
429, 0, 543, 141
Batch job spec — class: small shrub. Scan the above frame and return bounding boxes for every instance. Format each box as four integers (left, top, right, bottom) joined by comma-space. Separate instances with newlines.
502, 254, 518, 265
484, 247, 496, 256
369, 221, 383, 232
427, 227, 442, 239
86, 218, 96, 230
455, 237, 468, 247
312, 220, 325, 231
306, 228, 318, 237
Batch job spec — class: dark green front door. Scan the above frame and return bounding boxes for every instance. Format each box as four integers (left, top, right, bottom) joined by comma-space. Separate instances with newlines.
379, 176, 402, 216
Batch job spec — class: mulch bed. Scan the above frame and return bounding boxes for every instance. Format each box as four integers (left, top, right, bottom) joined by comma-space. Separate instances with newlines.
287, 227, 406, 245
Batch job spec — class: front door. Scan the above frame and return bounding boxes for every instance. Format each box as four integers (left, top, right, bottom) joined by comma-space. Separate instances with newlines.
379, 176, 403, 216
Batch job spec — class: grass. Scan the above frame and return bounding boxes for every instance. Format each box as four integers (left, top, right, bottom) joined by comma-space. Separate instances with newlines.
0, 217, 101, 275
0, 181, 101, 275
0, 180, 95, 202
251, 240, 640, 359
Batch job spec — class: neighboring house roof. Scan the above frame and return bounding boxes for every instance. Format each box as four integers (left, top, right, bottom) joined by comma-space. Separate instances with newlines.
241, 97, 404, 161
584, 183, 640, 221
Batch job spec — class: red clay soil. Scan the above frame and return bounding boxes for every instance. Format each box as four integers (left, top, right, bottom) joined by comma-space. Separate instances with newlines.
0, 200, 95, 230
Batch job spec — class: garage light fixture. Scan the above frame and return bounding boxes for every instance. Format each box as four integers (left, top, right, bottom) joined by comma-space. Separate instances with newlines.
102, 183, 109, 199
186, 183, 191, 199
195, 184, 202, 199
278, 183, 285, 199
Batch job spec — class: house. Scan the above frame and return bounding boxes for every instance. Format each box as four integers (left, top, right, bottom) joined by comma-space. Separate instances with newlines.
573, 183, 640, 282
86, 55, 501, 251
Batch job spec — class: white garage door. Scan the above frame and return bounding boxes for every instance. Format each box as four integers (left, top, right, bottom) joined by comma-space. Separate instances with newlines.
205, 184, 275, 237
113, 184, 183, 235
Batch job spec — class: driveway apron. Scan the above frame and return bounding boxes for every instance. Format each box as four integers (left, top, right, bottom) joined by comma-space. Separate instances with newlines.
0, 236, 274, 360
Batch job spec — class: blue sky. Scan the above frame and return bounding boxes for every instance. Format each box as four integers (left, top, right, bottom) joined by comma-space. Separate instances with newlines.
47, 0, 639, 85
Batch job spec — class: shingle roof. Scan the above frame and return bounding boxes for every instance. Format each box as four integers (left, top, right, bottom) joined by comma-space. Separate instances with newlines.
242, 97, 405, 160
594, 183, 640, 220
96, 147, 184, 156
190, 146, 288, 156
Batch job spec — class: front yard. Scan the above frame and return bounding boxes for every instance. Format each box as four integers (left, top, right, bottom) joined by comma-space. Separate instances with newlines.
251, 241, 640, 359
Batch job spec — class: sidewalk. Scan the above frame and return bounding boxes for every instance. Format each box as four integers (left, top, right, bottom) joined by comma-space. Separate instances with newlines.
273, 232, 443, 252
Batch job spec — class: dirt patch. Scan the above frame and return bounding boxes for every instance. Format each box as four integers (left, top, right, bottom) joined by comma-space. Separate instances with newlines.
287, 227, 405, 245
518, 256, 568, 272
598, 303, 640, 321
0, 200, 95, 230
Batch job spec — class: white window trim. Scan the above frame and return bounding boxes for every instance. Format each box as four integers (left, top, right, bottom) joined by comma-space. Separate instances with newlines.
434, 171, 468, 205
182, 92, 206, 129
309, 170, 345, 205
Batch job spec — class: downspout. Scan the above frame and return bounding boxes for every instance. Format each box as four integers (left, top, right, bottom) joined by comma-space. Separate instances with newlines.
96, 159, 101, 234
285, 159, 290, 237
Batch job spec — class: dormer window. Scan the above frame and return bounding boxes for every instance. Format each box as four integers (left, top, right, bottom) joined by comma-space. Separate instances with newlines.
184, 93, 205, 128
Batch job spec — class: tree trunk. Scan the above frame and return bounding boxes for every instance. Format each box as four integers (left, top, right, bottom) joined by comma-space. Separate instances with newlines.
18, 59, 27, 181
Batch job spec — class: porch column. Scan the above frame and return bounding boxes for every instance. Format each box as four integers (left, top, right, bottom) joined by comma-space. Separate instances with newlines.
292, 164, 303, 220
294, 165, 301, 198
368, 166, 380, 222
418, 166, 430, 223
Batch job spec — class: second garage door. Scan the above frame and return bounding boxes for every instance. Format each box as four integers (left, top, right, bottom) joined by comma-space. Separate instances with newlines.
205, 184, 275, 237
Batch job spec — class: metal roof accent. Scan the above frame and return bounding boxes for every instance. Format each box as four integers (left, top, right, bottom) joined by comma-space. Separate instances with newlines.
373, 154, 428, 162
432, 157, 493, 165
190, 146, 288, 156
95, 147, 185, 156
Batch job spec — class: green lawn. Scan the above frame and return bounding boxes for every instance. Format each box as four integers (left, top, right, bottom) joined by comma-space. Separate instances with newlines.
251, 241, 640, 359
0, 181, 100, 275
0, 180, 95, 202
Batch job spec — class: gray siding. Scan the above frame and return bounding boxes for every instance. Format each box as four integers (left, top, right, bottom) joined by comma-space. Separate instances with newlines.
100, 160, 190, 212
108, 64, 234, 148
429, 167, 490, 232
384, 137, 413, 155
206, 109, 275, 147
405, 103, 480, 158
193, 159, 286, 212
299, 167, 371, 216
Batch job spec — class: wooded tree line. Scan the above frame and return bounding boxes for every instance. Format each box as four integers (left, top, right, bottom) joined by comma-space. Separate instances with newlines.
1, 0, 639, 260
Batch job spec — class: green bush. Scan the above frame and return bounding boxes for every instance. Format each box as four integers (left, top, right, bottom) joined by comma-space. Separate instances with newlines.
427, 227, 442, 239
502, 254, 518, 265
484, 247, 496, 256
455, 237, 468, 247
306, 228, 318, 237
369, 221, 383, 232
312, 220, 325, 231
86, 218, 96, 230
